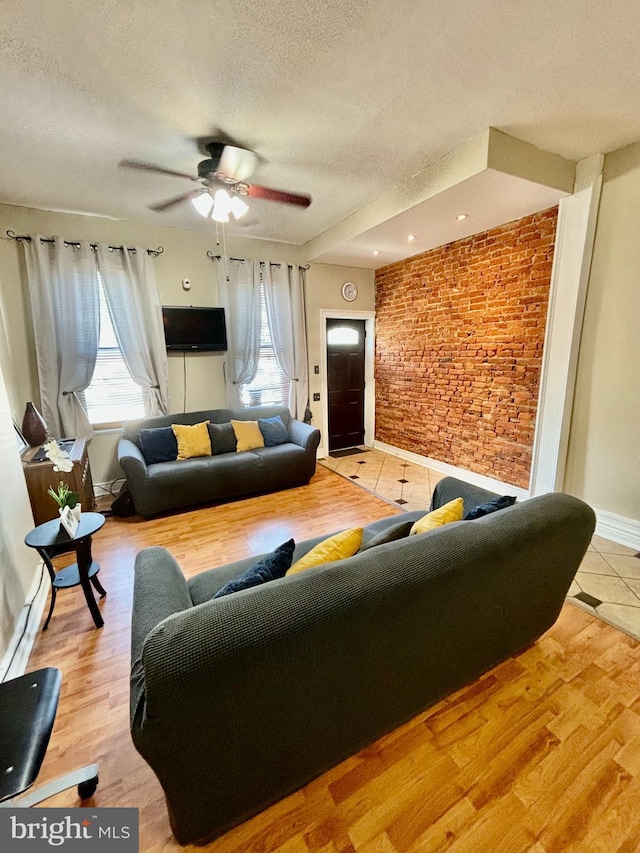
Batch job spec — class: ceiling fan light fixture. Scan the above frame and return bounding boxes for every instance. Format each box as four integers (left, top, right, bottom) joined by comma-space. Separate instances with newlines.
212, 189, 231, 222
229, 194, 249, 219
191, 192, 214, 217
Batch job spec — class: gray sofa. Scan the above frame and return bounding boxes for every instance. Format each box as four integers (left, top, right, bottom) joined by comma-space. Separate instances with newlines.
118, 405, 320, 517
130, 476, 595, 845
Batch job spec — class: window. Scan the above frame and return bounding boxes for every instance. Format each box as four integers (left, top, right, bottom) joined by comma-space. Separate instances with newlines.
79, 279, 145, 426
327, 325, 360, 346
240, 280, 290, 407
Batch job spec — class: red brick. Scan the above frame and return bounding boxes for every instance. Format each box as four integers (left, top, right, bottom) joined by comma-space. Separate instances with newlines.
374, 207, 557, 489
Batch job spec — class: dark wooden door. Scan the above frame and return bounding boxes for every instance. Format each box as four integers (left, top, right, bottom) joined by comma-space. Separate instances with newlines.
327, 318, 366, 451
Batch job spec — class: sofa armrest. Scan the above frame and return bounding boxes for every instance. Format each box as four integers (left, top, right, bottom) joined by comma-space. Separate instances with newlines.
130, 547, 193, 726
118, 437, 148, 475
288, 419, 321, 454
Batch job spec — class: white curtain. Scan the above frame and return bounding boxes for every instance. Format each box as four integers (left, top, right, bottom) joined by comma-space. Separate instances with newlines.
23, 236, 98, 439
263, 264, 309, 420
95, 244, 169, 416
218, 259, 261, 408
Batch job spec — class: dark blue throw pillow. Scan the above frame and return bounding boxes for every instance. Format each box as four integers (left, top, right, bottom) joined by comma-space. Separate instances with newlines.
138, 426, 178, 465
464, 495, 517, 520
258, 415, 289, 447
213, 539, 296, 598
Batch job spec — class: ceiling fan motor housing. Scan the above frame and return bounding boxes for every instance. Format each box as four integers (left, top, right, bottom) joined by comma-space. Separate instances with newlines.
197, 158, 217, 179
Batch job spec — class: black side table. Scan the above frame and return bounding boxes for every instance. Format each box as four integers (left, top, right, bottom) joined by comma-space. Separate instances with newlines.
25, 512, 107, 630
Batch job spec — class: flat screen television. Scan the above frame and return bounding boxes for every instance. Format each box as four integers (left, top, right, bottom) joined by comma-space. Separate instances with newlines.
162, 306, 227, 352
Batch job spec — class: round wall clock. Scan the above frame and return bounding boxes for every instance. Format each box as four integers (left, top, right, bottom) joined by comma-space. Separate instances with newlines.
341, 281, 358, 302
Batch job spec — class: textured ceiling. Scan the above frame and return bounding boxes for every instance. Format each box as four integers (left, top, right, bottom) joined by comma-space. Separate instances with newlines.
1, 0, 639, 262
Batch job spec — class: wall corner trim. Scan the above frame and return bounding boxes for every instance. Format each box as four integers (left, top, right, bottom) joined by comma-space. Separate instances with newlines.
529, 153, 604, 497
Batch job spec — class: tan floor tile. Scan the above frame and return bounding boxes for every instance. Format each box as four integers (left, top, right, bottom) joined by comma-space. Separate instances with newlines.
602, 554, 640, 580
319, 456, 339, 469
591, 535, 638, 557
400, 501, 428, 514
401, 484, 433, 503
622, 577, 640, 603
401, 465, 431, 482
567, 579, 581, 597
355, 463, 384, 478
594, 603, 640, 641
575, 572, 639, 607
334, 460, 365, 477
578, 552, 618, 576
428, 471, 447, 489
350, 478, 379, 492
374, 484, 404, 503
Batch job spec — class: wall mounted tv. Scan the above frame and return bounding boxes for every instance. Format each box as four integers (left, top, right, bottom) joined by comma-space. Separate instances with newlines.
162, 306, 228, 352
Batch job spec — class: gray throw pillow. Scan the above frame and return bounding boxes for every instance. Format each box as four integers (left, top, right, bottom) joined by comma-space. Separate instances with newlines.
213, 539, 295, 598
208, 422, 237, 455
358, 520, 413, 552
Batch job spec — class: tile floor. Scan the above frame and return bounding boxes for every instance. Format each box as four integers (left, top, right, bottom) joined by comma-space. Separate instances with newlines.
319, 446, 443, 514
320, 447, 640, 642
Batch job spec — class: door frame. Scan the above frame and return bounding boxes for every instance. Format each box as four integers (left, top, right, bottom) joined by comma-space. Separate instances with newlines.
319, 309, 375, 458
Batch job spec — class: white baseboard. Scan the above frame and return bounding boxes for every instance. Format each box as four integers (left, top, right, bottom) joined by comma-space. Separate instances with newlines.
93, 478, 125, 498
373, 440, 531, 501
0, 563, 48, 682
594, 508, 640, 552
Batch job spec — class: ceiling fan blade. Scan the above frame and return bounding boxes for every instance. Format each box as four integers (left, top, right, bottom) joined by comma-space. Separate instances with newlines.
245, 184, 312, 208
119, 159, 199, 182
148, 189, 202, 212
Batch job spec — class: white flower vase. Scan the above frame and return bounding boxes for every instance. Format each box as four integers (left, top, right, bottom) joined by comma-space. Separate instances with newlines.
59, 504, 82, 522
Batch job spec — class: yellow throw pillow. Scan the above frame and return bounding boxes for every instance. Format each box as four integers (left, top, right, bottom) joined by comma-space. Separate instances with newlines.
231, 419, 265, 452
172, 421, 211, 461
287, 527, 364, 575
409, 497, 464, 535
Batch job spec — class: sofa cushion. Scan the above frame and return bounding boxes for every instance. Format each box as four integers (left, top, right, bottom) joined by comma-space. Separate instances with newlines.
464, 495, 517, 519
138, 426, 178, 465
172, 421, 212, 460
357, 520, 413, 552
213, 539, 295, 598
410, 497, 464, 535
207, 422, 237, 455
287, 527, 363, 575
258, 415, 289, 447
231, 419, 265, 452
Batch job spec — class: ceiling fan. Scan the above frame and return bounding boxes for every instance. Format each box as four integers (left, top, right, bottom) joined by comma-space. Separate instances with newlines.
119, 142, 311, 222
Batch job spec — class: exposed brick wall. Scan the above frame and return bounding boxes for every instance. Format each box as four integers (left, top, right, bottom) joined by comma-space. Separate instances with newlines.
374, 207, 558, 488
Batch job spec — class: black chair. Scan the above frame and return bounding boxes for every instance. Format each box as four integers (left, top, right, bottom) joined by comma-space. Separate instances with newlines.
0, 667, 98, 807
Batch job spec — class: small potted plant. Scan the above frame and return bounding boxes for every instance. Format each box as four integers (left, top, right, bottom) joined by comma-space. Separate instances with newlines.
48, 480, 81, 521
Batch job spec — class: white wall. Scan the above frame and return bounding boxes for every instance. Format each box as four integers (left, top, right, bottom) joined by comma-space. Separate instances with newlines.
0, 203, 372, 485
0, 306, 38, 668
564, 142, 640, 523
304, 264, 375, 422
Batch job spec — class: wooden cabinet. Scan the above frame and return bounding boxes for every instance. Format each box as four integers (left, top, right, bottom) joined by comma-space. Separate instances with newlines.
21, 438, 95, 526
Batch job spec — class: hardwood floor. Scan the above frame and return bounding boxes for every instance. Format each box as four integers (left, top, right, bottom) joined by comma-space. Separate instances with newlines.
26, 466, 640, 853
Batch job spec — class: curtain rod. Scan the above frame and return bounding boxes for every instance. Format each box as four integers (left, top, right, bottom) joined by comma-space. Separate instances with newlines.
206, 251, 310, 270
6, 231, 164, 257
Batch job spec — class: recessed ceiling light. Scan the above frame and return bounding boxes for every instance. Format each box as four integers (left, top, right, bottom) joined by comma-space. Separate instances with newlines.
407, 234, 416, 242
456, 213, 468, 221
373, 250, 381, 256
